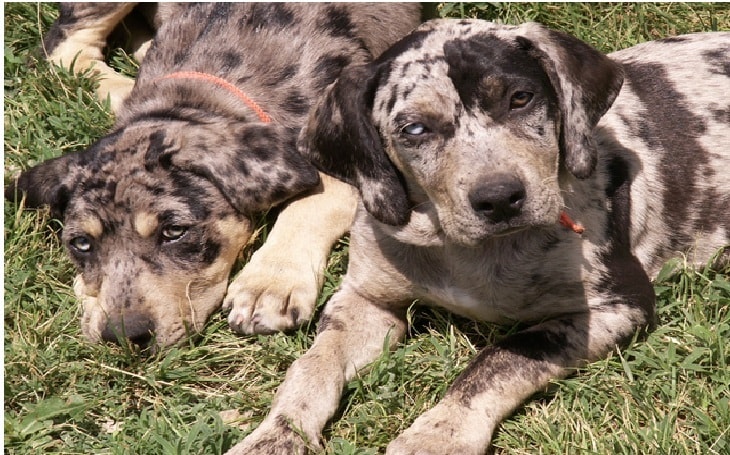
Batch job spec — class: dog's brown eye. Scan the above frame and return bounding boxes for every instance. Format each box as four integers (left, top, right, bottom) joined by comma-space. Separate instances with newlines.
69, 236, 92, 253
510, 91, 533, 109
161, 225, 187, 242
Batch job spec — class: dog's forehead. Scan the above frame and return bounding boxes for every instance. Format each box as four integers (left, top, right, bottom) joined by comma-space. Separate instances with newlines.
67, 169, 203, 234
388, 20, 525, 68
65, 135, 219, 232
381, 21, 546, 108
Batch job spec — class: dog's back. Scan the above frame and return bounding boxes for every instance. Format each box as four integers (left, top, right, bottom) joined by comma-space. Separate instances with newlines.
594, 33, 730, 274
120, 3, 422, 126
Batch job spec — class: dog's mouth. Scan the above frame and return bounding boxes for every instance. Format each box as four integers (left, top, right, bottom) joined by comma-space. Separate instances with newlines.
487, 224, 532, 238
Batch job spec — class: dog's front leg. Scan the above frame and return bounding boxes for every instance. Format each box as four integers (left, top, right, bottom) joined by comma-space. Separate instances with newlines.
387, 304, 653, 455
226, 287, 408, 454
225, 173, 357, 334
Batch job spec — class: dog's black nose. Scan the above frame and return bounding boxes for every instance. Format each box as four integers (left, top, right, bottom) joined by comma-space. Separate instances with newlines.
469, 175, 526, 223
101, 314, 155, 349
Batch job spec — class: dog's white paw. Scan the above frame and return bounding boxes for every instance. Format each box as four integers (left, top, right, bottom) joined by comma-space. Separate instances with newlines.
386, 404, 490, 455
225, 416, 314, 455
387, 433, 476, 455
223, 248, 322, 335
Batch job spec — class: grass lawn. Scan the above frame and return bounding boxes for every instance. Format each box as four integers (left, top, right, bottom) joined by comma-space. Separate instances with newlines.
4, 2, 729, 454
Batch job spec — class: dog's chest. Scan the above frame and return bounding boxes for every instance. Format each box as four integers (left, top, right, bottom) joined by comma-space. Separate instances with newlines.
414, 233, 590, 323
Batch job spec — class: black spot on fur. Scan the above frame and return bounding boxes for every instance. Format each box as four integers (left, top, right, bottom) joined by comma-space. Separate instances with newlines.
703, 49, 730, 77
145, 130, 178, 170
443, 33, 553, 119
314, 54, 351, 89
596, 157, 656, 330
197, 3, 233, 39
239, 3, 296, 30
269, 64, 300, 87
284, 91, 309, 116
167, 171, 213, 220
322, 5, 355, 39
622, 61, 709, 250
317, 313, 345, 332
201, 239, 222, 265
604, 157, 633, 245
220, 51, 242, 72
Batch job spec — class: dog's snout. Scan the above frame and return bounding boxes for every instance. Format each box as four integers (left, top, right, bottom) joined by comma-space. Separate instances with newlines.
101, 314, 155, 349
469, 175, 526, 223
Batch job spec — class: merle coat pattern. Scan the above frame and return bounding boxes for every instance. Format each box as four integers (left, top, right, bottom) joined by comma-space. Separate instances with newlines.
227, 20, 730, 454
5, 3, 422, 349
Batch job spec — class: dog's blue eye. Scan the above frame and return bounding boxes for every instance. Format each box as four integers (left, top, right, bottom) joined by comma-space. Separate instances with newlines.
510, 91, 534, 109
70, 236, 92, 253
402, 122, 428, 136
161, 225, 187, 242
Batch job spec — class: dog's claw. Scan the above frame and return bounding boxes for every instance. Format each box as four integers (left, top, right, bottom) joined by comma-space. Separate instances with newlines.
224, 258, 319, 335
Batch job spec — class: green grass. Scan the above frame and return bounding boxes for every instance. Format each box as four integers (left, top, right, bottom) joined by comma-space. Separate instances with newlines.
4, 3, 729, 454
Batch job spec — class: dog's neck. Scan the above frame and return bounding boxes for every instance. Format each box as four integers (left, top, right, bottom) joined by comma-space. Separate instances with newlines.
154, 71, 272, 123
114, 71, 273, 127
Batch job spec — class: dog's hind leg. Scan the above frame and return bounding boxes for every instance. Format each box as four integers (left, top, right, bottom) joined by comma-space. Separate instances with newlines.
226, 288, 408, 454
43, 3, 138, 113
225, 174, 358, 334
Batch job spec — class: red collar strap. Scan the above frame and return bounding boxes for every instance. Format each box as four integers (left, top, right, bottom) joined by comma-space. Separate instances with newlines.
154, 71, 272, 123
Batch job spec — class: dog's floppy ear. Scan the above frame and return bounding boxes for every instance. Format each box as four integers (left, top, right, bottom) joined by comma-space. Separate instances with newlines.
4, 140, 110, 218
516, 23, 624, 179
154, 123, 320, 214
298, 64, 410, 226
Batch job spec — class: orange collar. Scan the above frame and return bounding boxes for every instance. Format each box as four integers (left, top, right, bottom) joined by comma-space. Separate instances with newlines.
154, 71, 272, 123
559, 211, 584, 234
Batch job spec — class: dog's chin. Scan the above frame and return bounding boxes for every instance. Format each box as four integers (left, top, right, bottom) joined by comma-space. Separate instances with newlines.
441, 214, 556, 248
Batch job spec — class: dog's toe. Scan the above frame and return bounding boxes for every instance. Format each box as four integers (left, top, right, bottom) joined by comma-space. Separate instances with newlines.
225, 416, 313, 455
225, 265, 318, 335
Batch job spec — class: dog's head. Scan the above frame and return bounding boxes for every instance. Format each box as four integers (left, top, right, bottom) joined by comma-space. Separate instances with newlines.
299, 20, 623, 245
6, 119, 319, 349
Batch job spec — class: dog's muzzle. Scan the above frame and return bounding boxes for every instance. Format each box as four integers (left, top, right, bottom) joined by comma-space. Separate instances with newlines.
468, 173, 526, 224
101, 313, 156, 350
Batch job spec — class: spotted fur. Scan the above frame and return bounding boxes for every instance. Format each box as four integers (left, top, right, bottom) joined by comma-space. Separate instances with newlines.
228, 20, 730, 454
5, 3, 422, 349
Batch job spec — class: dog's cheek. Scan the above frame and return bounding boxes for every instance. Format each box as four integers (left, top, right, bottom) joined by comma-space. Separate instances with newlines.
158, 215, 253, 342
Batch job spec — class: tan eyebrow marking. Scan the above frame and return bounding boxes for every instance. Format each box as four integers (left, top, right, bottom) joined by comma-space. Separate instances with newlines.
79, 216, 103, 238
134, 211, 159, 238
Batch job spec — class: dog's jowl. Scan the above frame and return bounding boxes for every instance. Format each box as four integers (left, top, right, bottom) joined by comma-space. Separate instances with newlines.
5, 3, 422, 349
228, 20, 730, 454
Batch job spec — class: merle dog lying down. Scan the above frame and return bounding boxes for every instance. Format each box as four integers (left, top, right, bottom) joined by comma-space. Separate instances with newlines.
226, 19, 730, 454
5, 3, 421, 350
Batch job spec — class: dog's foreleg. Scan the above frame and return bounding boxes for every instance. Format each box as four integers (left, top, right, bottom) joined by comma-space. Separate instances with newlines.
226, 288, 408, 454
44, 3, 138, 113
225, 173, 357, 334
386, 303, 653, 454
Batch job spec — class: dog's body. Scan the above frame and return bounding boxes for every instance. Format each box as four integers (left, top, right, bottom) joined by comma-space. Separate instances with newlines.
6, 3, 422, 348
228, 20, 730, 454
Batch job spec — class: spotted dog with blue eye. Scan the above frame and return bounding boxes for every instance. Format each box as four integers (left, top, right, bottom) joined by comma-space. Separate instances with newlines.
227, 20, 730, 454
5, 3, 422, 350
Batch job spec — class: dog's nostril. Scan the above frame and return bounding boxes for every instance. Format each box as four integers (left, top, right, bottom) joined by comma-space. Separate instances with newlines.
128, 332, 154, 348
469, 175, 526, 223
101, 315, 155, 348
